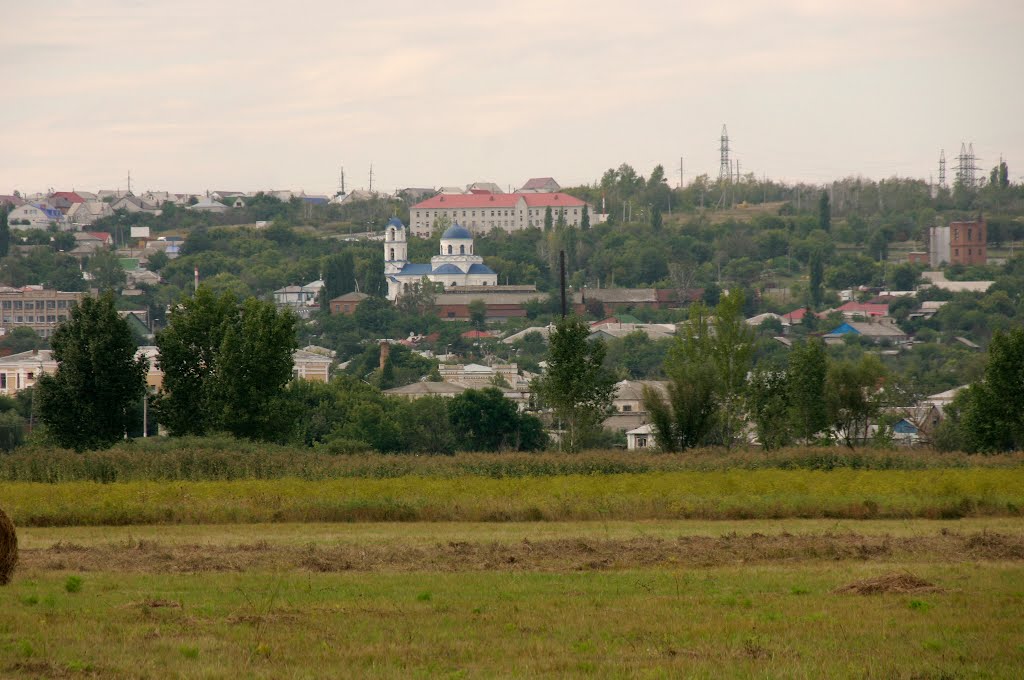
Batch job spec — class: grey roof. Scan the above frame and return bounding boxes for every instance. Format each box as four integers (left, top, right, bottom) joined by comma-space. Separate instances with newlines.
467, 263, 495, 275
442, 223, 472, 239
586, 288, 658, 303
330, 292, 369, 303
432, 263, 463, 275
384, 382, 467, 396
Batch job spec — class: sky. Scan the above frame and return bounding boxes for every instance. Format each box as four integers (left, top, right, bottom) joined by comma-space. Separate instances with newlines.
2, 0, 1022, 196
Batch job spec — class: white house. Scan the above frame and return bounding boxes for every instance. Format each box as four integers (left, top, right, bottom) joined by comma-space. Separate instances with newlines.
189, 197, 229, 213
384, 218, 497, 301
6, 203, 66, 230
626, 424, 656, 450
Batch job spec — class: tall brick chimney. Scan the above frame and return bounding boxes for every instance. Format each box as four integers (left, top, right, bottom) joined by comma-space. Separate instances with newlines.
379, 341, 390, 371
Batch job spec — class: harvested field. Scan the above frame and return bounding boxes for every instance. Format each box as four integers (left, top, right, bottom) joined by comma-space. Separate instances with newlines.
15, 528, 1024, 574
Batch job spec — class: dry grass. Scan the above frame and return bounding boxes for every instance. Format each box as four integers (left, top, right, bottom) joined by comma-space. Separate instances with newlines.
15, 528, 1024, 574
0, 506, 17, 585
834, 572, 944, 595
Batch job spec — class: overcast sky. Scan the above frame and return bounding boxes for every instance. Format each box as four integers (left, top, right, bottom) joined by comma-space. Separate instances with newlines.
2, 0, 1022, 195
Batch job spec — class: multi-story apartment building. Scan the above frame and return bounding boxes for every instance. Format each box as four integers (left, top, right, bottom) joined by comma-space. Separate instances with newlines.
409, 192, 588, 238
0, 288, 87, 338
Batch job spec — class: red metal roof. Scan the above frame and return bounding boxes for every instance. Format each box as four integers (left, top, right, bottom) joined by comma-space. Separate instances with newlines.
460, 330, 495, 339
784, 308, 810, 322
835, 301, 889, 316
52, 191, 85, 203
412, 192, 584, 210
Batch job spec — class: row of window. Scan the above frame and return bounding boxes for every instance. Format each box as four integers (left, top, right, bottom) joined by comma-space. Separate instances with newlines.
1, 315, 67, 324
413, 208, 579, 220
0, 299, 71, 310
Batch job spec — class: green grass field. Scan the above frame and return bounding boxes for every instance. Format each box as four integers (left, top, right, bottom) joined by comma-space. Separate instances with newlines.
3, 520, 1023, 678
3, 453, 1023, 677
3, 468, 1022, 526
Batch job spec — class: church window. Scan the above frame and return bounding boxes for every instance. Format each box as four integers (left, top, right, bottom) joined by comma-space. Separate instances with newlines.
460, 245, 465, 254
447, 245, 453, 254
389, 248, 395, 260
968, 228, 973, 241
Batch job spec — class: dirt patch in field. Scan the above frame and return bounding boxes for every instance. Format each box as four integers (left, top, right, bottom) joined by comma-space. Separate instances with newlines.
834, 573, 944, 595
14, 530, 1024, 574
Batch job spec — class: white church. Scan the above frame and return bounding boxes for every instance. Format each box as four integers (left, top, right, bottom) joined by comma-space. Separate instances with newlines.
384, 218, 498, 301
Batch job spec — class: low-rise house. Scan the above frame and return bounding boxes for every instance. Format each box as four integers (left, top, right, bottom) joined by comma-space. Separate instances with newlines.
0, 349, 56, 395
823, 321, 909, 345
502, 325, 556, 345
49, 191, 85, 212
519, 177, 561, 193
189, 197, 229, 213
111, 195, 162, 216
605, 380, 669, 432
329, 292, 369, 315
67, 200, 114, 226
0, 195, 25, 208
588, 323, 675, 342
293, 346, 335, 382
0, 346, 163, 395
434, 285, 544, 322
438, 362, 532, 390
273, 282, 321, 308
384, 381, 467, 400
626, 423, 656, 450
830, 301, 890, 319
908, 300, 947, 321
6, 203, 66, 230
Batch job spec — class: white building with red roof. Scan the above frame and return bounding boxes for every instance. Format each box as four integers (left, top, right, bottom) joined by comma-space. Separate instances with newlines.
409, 191, 588, 238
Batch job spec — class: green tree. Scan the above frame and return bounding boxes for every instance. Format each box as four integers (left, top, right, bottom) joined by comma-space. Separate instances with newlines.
708, 290, 755, 447
748, 369, 792, 451
826, 355, 887, 448
468, 299, 487, 329
956, 328, 1024, 451
644, 358, 718, 452
209, 296, 298, 441
818, 190, 831, 232
36, 292, 147, 450
155, 286, 239, 436
147, 250, 169, 272
448, 387, 546, 451
533, 315, 616, 452
88, 249, 127, 292
787, 339, 829, 442
320, 252, 356, 312
580, 204, 590, 230
650, 207, 662, 231
0, 205, 9, 258
808, 251, 824, 309
543, 206, 553, 232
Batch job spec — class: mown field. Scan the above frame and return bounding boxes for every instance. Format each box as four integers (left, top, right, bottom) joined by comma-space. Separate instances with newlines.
2, 446, 1023, 677
3, 520, 1024, 678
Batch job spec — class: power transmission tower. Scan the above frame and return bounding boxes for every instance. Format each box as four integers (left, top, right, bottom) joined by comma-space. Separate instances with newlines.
368, 163, 374, 193
718, 125, 731, 183
938, 150, 946, 188
338, 166, 345, 195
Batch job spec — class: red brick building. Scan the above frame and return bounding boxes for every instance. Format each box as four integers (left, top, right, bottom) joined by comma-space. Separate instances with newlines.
949, 219, 986, 266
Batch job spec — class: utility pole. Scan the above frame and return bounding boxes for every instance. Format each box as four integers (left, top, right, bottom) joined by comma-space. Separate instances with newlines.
559, 250, 567, 318
679, 156, 684, 189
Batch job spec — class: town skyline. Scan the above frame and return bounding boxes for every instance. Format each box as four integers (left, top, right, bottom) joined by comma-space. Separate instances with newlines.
2, 0, 1023, 194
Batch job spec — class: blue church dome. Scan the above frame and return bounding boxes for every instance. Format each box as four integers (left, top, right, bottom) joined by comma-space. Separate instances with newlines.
432, 263, 463, 274
387, 217, 405, 228
441, 223, 472, 239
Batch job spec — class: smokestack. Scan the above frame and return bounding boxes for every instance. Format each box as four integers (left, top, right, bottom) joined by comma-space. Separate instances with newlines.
194, 267, 199, 293
379, 341, 390, 371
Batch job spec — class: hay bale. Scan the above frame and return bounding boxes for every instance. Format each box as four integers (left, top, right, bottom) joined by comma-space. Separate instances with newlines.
834, 572, 942, 595
0, 505, 17, 585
